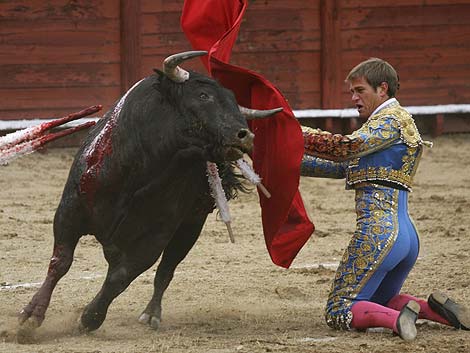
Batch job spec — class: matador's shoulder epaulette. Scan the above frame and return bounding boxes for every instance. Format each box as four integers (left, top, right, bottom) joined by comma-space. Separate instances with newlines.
369, 105, 433, 148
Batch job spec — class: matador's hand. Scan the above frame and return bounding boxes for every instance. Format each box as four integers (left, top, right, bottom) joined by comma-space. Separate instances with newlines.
302, 126, 363, 161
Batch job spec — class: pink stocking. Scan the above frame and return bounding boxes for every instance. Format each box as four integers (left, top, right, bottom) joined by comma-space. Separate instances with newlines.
387, 294, 451, 326
351, 301, 400, 333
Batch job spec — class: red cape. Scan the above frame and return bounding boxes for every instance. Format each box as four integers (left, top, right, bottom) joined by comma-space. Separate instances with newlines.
181, 0, 314, 268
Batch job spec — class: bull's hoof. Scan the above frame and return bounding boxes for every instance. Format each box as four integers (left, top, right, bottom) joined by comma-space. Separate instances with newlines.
77, 320, 89, 334
138, 312, 161, 330
16, 318, 40, 344
79, 307, 106, 333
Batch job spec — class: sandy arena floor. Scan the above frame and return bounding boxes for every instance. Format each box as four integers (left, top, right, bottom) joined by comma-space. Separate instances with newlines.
0, 134, 469, 353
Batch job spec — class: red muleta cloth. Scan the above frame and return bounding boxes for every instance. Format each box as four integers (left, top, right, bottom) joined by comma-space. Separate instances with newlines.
181, 0, 314, 268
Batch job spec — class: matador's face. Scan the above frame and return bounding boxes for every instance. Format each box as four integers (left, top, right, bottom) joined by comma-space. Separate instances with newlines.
348, 76, 389, 119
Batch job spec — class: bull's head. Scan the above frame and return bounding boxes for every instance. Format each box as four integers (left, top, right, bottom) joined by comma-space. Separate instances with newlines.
160, 51, 282, 162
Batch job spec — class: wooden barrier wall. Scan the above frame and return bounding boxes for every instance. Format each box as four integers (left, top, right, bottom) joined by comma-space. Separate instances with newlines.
0, 0, 121, 119
1, 0, 470, 123
337, 0, 470, 108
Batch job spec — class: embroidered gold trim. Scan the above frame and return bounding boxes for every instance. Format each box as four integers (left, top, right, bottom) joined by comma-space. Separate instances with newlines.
347, 166, 413, 190
324, 187, 400, 330
368, 103, 424, 147
346, 144, 422, 191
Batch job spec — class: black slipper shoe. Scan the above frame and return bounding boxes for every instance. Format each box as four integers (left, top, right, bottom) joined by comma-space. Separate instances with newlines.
428, 291, 470, 330
396, 300, 420, 341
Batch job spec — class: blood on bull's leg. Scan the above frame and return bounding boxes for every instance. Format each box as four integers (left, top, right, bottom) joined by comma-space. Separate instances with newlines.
139, 216, 206, 329
18, 181, 89, 339
18, 242, 77, 328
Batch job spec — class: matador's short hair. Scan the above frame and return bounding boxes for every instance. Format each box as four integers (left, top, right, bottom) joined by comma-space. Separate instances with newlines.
346, 58, 400, 98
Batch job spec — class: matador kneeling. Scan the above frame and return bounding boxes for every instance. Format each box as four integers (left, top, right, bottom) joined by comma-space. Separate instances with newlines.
301, 57, 469, 341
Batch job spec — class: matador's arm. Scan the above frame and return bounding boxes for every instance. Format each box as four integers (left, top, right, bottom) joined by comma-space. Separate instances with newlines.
301, 154, 347, 179
302, 115, 402, 162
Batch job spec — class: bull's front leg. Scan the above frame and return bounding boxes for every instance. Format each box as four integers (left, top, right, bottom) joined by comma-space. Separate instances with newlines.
18, 242, 76, 334
79, 237, 165, 332
139, 216, 206, 329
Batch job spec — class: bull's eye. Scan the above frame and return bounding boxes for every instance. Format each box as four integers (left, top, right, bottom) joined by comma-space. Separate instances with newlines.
199, 92, 210, 100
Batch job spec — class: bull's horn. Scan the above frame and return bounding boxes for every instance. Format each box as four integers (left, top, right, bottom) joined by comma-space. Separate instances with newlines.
162, 51, 207, 83
238, 106, 283, 120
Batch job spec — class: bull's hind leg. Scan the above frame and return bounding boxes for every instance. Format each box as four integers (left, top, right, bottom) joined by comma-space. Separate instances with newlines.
79, 238, 165, 332
138, 216, 206, 329
18, 193, 85, 329
18, 242, 78, 330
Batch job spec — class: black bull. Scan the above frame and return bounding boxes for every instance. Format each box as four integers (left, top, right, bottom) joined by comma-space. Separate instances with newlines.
18, 51, 280, 332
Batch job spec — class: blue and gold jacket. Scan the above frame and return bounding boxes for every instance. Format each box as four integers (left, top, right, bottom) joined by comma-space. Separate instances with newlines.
301, 100, 432, 191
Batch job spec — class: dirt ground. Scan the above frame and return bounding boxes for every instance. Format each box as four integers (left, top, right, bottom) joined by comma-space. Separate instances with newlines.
0, 134, 469, 353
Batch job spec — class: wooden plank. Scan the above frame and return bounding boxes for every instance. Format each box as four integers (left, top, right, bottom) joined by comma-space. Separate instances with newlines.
0, 86, 120, 112
143, 51, 321, 77
120, 0, 142, 93
141, 0, 318, 14
235, 29, 319, 52
440, 115, 470, 134
141, 8, 319, 34
142, 30, 320, 54
320, 0, 342, 109
397, 75, 470, 90
342, 0, 419, 8
348, 117, 359, 132
246, 0, 319, 10
341, 0, 470, 8
340, 5, 470, 29
244, 8, 319, 32
433, 113, 444, 137
0, 20, 120, 65
398, 86, 470, 104
142, 32, 203, 55
342, 47, 470, 68
0, 20, 119, 45
0, 0, 119, 20
235, 51, 321, 108
341, 26, 470, 50
0, 44, 120, 65
239, 7, 320, 51
141, 0, 184, 13
0, 108, 102, 120
396, 64, 470, 78
0, 63, 120, 89
0, 18, 119, 35
424, 0, 470, 4
283, 91, 321, 110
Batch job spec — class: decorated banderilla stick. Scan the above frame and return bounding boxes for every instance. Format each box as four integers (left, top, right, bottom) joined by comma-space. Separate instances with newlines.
206, 161, 235, 243
236, 158, 271, 198
0, 105, 102, 165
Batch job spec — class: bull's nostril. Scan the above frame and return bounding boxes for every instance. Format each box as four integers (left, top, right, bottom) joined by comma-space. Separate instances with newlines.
238, 129, 248, 139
